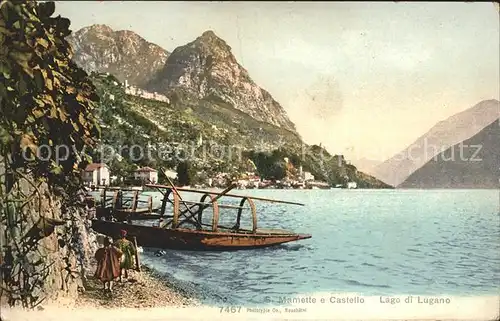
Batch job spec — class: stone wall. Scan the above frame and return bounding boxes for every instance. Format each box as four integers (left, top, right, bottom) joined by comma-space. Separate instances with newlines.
0, 175, 99, 308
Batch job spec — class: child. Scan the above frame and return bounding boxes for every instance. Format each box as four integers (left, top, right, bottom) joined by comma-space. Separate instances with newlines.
114, 230, 136, 282
94, 237, 122, 294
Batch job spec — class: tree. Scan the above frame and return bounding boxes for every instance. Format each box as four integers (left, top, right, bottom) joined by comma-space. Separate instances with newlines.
247, 150, 287, 181
0, 0, 100, 308
176, 160, 193, 186
268, 161, 287, 180
0, 0, 100, 189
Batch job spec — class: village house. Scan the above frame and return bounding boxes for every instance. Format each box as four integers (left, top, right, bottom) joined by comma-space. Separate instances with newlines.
124, 80, 170, 103
162, 168, 177, 180
134, 166, 158, 183
347, 181, 358, 189
298, 166, 315, 182
82, 163, 110, 186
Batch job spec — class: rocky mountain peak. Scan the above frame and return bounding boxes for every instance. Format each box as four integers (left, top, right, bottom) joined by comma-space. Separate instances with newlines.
200, 30, 218, 40
67, 24, 170, 88
80, 24, 114, 34
68, 25, 297, 132
197, 30, 228, 48
146, 31, 297, 132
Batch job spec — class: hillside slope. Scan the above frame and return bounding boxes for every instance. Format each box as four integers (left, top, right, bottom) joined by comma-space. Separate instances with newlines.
90, 73, 390, 188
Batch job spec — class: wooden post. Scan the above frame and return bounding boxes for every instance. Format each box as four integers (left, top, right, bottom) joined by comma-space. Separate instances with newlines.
133, 236, 141, 272
131, 190, 139, 211
119, 189, 123, 209
158, 189, 171, 227
112, 191, 119, 209
172, 191, 180, 228
147, 196, 152, 214
101, 189, 106, 208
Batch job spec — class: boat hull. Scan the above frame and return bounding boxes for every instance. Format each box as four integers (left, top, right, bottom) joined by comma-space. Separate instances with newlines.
91, 219, 311, 251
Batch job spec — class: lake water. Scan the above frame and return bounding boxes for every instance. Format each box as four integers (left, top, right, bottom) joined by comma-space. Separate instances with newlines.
131, 189, 500, 307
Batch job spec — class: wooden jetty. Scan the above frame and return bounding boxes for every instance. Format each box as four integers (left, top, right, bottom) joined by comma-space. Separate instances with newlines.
91, 172, 311, 251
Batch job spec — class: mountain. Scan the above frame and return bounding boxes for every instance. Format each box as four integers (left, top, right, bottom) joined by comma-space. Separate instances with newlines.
399, 118, 499, 188
144, 30, 296, 132
67, 24, 169, 88
68, 25, 390, 188
373, 99, 500, 186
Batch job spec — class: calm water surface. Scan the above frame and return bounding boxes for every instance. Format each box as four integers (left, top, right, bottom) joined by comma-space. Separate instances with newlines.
115, 189, 499, 305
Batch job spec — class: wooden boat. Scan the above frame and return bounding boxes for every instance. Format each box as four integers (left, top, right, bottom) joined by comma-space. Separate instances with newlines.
92, 187, 160, 221
91, 175, 311, 251
91, 220, 311, 251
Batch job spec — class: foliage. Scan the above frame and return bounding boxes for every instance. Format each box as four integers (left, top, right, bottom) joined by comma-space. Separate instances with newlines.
176, 160, 194, 186
0, 0, 99, 187
245, 150, 287, 180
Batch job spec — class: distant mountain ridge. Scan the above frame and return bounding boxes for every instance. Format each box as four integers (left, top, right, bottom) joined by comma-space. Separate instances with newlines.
399, 118, 499, 189
373, 99, 500, 186
67, 24, 170, 88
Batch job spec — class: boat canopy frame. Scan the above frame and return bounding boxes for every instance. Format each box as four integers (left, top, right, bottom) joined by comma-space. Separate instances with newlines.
145, 183, 304, 233
150, 184, 259, 233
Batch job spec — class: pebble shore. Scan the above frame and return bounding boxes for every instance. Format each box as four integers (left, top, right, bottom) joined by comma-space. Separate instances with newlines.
76, 265, 198, 309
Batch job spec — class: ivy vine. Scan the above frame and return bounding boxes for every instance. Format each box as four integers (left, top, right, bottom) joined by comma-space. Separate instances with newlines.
0, 0, 100, 309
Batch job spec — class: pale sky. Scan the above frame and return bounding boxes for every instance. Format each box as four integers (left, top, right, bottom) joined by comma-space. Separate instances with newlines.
54, 1, 500, 161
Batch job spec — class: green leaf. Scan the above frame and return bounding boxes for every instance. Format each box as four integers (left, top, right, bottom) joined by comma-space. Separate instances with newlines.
33, 109, 44, 118
76, 93, 85, 102
58, 107, 68, 122
71, 120, 79, 132
9, 51, 33, 78
49, 105, 57, 118
20, 134, 37, 152
37, 38, 49, 48
50, 164, 62, 175
46, 78, 53, 90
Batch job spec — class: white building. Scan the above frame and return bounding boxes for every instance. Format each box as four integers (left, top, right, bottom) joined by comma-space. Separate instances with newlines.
82, 163, 110, 186
298, 166, 314, 181
303, 172, 315, 181
124, 80, 170, 103
347, 181, 358, 189
163, 168, 178, 180
134, 167, 158, 183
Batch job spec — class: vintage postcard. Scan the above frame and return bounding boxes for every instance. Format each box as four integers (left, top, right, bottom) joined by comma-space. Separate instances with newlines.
0, 1, 499, 320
